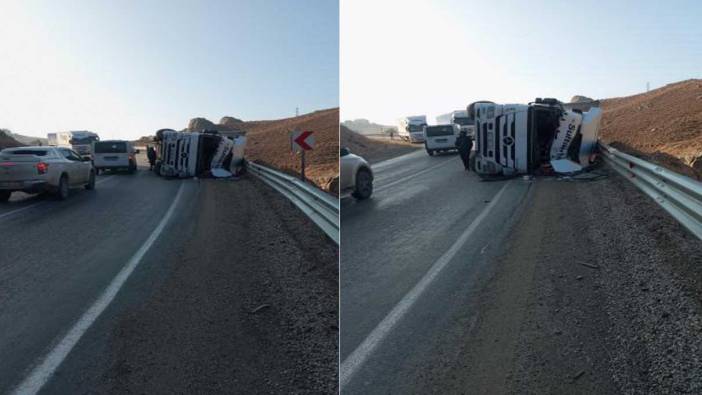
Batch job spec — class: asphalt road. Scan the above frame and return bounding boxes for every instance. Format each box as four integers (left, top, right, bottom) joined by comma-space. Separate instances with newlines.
340, 150, 533, 393
0, 158, 338, 394
340, 150, 702, 394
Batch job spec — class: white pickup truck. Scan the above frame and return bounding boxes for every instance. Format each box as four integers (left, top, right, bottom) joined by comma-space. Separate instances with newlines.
0, 146, 96, 201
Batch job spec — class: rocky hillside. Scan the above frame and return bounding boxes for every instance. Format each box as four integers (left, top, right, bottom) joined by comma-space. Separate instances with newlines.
186, 109, 339, 193
0, 129, 24, 150
342, 119, 393, 135
6, 132, 47, 146
599, 79, 702, 179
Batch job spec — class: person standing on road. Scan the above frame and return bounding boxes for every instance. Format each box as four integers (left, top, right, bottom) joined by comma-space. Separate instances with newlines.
456, 131, 473, 171
146, 145, 156, 171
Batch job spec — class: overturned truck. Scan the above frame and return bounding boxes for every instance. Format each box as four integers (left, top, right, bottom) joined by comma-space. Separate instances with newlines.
154, 129, 246, 178
469, 98, 602, 177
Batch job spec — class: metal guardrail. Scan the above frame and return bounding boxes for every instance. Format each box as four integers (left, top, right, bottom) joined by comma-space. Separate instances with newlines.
248, 162, 339, 244
599, 142, 702, 240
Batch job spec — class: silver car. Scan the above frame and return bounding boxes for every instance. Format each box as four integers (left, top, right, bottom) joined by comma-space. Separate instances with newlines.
340, 147, 373, 200
0, 146, 96, 201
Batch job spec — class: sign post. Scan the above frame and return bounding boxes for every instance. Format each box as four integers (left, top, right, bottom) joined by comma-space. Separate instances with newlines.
290, 130, 315, 181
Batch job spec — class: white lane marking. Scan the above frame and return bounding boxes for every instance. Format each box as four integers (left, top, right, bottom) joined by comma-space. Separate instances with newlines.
0, 202, 43, 221
11, 182, 186, 395
0, 176, 115, 222
96, 175, 115, 185
374, 157, 458, 193
340, 181, 511, 389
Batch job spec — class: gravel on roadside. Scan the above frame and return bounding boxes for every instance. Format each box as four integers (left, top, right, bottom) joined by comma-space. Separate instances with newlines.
444, 165, 702, 394
96, 175, 339, 394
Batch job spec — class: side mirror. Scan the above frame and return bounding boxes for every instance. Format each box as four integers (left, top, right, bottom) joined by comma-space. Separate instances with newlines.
340, 147, 349, 157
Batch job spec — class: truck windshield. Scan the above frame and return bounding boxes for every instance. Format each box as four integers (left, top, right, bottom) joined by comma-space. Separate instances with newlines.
453, 116, 472, 126
70, 136, 98, 145
425, 126, 454, 137
408, 124, 425, 133
94, 142, 127, 153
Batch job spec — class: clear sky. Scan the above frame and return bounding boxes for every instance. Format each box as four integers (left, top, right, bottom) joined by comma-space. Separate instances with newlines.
0, 0, 339, 140
341, 0, 702, 125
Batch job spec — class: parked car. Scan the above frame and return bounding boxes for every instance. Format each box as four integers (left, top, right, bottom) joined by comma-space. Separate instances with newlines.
93, 140, 138, 174
469, 98, 602, 177
0, 146, 95, 201
340, 147, 373, 200
424, 124, 460, 156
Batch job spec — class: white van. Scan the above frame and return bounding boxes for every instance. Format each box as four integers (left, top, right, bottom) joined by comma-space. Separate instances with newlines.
92, 140, 138, 174
423, 124, 459, 156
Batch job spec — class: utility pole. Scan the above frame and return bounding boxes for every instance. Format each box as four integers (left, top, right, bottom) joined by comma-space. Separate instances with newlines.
646, 82, 650, 92
296, 106, 299, 117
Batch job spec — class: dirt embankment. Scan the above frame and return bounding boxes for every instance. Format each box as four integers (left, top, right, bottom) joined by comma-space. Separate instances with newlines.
341, 125, 419, 164
599, 79, 702, 179
0, 130, 23, 150
186, 109, 339, 193
243, 109, 339, 193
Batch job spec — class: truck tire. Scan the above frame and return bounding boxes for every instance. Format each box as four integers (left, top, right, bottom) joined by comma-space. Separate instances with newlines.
352, 168, 373, 200
56, 175, 69, 200
427, 149, 434, 156
85, 170, 95, 190
0, 191, 10, 202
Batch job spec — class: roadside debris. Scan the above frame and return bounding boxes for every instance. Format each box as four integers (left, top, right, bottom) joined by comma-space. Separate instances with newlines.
250, 304, 271, 314
578, 262, 601, 270
572, 370, 587, 382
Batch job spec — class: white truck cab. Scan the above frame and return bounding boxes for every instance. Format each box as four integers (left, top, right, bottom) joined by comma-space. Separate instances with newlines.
470, 98, 602, 177
47, 131, 100, 160
397, 116, 427, 143
437, 110, 475, 138
423, 124, 459, 156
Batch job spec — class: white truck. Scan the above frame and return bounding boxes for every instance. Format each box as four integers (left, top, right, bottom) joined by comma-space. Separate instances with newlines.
469, 98, 602, 177
397, 116, 427, 143
47, 131, 100, 160
154, 129, 246, 178
437, 110, 476, 138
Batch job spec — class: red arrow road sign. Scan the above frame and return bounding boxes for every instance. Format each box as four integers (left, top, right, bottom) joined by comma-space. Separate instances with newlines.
292, 130, 315, 152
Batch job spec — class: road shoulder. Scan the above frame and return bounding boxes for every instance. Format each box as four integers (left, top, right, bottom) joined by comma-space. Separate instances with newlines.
446, 167, 702, 393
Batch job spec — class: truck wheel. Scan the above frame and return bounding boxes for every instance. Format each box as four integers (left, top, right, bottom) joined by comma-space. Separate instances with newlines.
0, 191, 11, 202
427, 149, 434, 156
85, 171, 96, 190
56, 175, 69, 200
95, 168, 101, 176
352, 168, 373, 200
